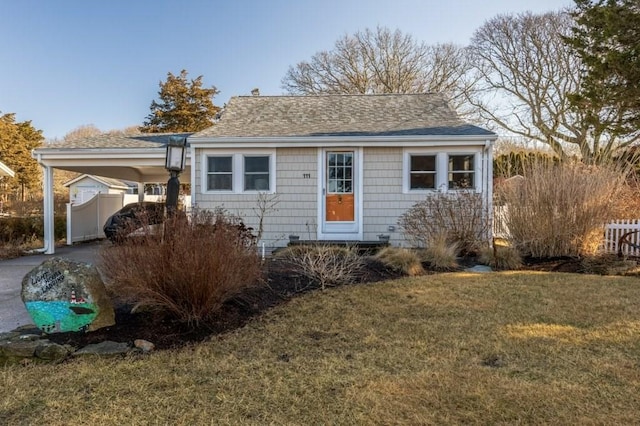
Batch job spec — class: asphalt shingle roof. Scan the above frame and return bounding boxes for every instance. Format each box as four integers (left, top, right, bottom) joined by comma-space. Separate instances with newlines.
46, 133, 192, 149
192, 93, 494, 138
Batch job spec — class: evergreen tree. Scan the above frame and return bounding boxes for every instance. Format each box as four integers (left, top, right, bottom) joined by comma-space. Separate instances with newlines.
565, 0, 640, 138
0, 113, 44, 201
140, 70, 221, 133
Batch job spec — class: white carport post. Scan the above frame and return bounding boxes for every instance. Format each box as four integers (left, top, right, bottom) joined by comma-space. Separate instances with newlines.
42, 164, 55, 254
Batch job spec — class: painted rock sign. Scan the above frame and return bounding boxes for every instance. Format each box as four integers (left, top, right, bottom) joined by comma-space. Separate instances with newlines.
21, 258, 115, 333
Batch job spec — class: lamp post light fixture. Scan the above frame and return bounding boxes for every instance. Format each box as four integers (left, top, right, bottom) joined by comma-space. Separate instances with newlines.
164, 136, 187, 216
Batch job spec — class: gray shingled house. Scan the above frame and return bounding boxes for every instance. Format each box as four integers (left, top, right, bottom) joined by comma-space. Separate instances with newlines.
33, 93, 496, 254
188, 93, 497, 248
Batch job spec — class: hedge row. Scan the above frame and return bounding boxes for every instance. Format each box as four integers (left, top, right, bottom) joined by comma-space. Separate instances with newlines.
0, 216, 66, 243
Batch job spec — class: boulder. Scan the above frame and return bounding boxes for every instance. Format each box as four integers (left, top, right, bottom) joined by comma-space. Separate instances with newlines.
21, 257, 115, 334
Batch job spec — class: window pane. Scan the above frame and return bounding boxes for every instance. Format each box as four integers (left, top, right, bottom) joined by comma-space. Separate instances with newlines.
245, 156, 269, 173
411, 155, 436, 171
245, 174, 270, 191
208, 174, 232, 191
411, 173, 436, 189
448, 172, 474, 189
449, 155, 474, 171
208, 156, 232, 172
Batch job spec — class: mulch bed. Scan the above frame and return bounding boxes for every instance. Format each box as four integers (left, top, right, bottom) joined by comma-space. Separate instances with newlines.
47, 257, 403, 351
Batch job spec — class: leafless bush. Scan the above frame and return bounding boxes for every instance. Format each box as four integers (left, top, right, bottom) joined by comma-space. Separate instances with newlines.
497, 160, 627, 258
100, 209, 261, 326
399, 190, 490, 255
276, 245, 365, 290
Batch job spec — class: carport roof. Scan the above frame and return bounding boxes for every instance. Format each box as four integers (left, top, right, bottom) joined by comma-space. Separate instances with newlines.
40, 132, 192, 149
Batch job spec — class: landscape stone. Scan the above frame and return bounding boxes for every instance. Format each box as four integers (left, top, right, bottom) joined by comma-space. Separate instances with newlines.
0, 339, 43, 358
73, 341, 130, 356
134, 339, 155, 353
34, 342, 73, 361
21, 257, 115, 334
465, 265, 493, 273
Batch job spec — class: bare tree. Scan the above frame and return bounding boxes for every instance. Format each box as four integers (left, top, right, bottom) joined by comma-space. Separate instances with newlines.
282, 27, 474, 110
464, 11, 638, 164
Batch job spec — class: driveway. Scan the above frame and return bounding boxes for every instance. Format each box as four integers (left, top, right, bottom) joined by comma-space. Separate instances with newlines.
0, 241, 104, 333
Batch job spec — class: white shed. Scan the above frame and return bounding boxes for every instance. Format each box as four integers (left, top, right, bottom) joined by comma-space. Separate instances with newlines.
63, 174, 131, 204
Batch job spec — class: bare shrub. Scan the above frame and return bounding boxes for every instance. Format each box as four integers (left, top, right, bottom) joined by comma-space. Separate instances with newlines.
399, 190, 490, 255
100, 209, 261, 326
420, 232, 460, 272
478, 244, 522, 271
375, 247, 424, 276
276, 245, 364, 290
497, 160, 628, 258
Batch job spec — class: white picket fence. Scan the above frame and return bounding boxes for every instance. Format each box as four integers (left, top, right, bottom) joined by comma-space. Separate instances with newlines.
602, 219, 640, 256
493, 209, 640, 256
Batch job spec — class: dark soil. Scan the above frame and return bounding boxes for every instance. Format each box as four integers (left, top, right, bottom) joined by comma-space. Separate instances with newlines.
47, 257, 404, 351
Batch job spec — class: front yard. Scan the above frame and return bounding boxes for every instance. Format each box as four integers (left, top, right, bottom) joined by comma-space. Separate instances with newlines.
2, 271, 639, 424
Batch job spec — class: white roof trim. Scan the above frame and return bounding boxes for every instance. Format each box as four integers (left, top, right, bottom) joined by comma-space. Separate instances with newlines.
0, 161, 15, 178
188, 134, 497, 149
62, 174, 130, 189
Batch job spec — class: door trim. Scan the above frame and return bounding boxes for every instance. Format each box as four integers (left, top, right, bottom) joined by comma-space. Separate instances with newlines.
317, 147, 363, 240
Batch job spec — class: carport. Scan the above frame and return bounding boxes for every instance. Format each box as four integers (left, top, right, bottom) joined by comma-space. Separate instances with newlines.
32, 133, 191, 254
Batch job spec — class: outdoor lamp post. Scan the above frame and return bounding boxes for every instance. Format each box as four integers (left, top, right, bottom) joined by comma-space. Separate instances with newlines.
164, 136, 187, 216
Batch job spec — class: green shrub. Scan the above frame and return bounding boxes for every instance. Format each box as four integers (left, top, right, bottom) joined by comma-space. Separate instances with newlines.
275, 244, 364, 290
375, 247, 424, 276
100, 209, 261, 326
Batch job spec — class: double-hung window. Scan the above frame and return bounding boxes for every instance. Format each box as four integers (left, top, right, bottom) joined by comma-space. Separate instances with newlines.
205, 152, 275, 193
207, 156, 233, 191
244, 156, 270, 191
448, 154, 475, 189
409, 154, 437, 190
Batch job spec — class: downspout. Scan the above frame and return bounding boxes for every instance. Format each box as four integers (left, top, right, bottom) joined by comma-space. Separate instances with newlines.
189, 145, 196, 210
484, 140, 493, 243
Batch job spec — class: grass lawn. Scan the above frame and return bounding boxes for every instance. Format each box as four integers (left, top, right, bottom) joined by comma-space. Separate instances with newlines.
2, 271, 640, 424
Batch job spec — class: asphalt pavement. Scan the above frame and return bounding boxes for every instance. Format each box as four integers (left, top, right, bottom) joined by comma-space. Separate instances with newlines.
0, 241, 104, 333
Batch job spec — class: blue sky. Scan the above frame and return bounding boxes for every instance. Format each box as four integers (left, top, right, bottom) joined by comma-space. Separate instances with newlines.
1, 0, 573, 140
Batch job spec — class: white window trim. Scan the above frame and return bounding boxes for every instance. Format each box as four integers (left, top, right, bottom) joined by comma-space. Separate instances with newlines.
403, 149, 480, 193
447, 153, 478, 191
403, 149, 444, 193
202, 150, 276, 194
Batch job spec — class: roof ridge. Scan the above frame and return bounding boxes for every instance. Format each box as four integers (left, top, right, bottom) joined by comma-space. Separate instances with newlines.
233, 92, 443, 99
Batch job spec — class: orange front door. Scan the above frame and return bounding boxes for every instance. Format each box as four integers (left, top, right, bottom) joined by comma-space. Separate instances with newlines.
326, 152, 354, 222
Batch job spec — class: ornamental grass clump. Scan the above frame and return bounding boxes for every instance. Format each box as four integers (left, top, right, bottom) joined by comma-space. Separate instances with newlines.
421, 232, 460, 272
375, 247, 424, 276
479, 244, 522, 271
496, 159, 628, 258
100, 209, 261, 326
